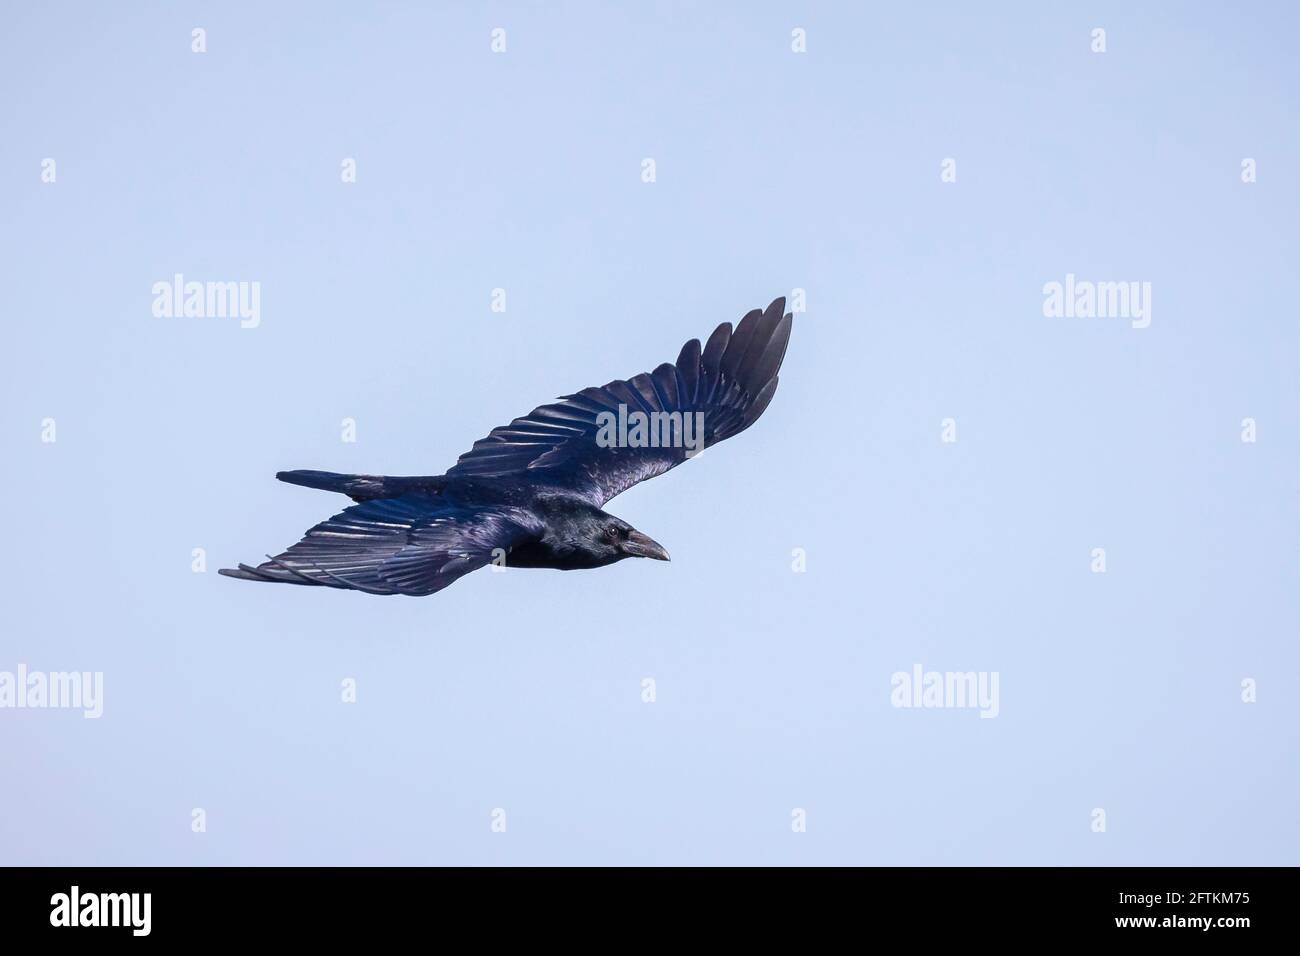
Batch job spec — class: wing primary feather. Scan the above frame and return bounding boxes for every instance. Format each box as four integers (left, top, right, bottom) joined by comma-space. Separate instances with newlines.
261, 554, 337, 588
675, 338, 701, 404
736, 298, 786, 387
749, 313, 793, 390
741, 376, 780, 428
721, 308, 762, 380
700, 322, 732, 404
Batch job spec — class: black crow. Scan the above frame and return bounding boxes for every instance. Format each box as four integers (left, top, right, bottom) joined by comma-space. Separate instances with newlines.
220, 297, 793, 596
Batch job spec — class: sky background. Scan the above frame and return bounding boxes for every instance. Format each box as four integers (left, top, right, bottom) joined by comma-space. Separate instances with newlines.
2, 1, 1297, 865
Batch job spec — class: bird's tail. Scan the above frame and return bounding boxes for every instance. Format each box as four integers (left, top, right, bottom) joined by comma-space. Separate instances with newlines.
276, 470, 392, 501
275, 470, 444, 501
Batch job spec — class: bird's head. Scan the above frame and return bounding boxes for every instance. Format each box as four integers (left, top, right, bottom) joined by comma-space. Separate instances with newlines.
549, 504, 670, 568
599, 517, 672, 564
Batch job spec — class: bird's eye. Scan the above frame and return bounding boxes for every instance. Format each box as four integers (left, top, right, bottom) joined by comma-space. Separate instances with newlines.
606, 527, 621, 541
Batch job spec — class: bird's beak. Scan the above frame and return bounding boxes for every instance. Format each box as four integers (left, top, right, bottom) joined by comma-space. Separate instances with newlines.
623, 530, 670, 561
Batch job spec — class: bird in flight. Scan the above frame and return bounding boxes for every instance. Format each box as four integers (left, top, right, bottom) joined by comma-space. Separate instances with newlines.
221, 297, 793, 596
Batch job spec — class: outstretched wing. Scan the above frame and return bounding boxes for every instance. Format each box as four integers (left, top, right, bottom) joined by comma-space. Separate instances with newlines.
446, 298, 792, 505
219, 495, 542, 596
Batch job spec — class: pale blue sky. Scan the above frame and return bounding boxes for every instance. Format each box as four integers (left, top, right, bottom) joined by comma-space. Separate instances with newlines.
1, 1, 1296, 865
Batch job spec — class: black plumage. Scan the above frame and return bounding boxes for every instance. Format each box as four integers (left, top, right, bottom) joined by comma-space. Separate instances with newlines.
220, 297, 793, 596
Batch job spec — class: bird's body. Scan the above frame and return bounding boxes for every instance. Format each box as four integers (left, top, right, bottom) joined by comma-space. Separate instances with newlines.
221, 297, 793, 596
